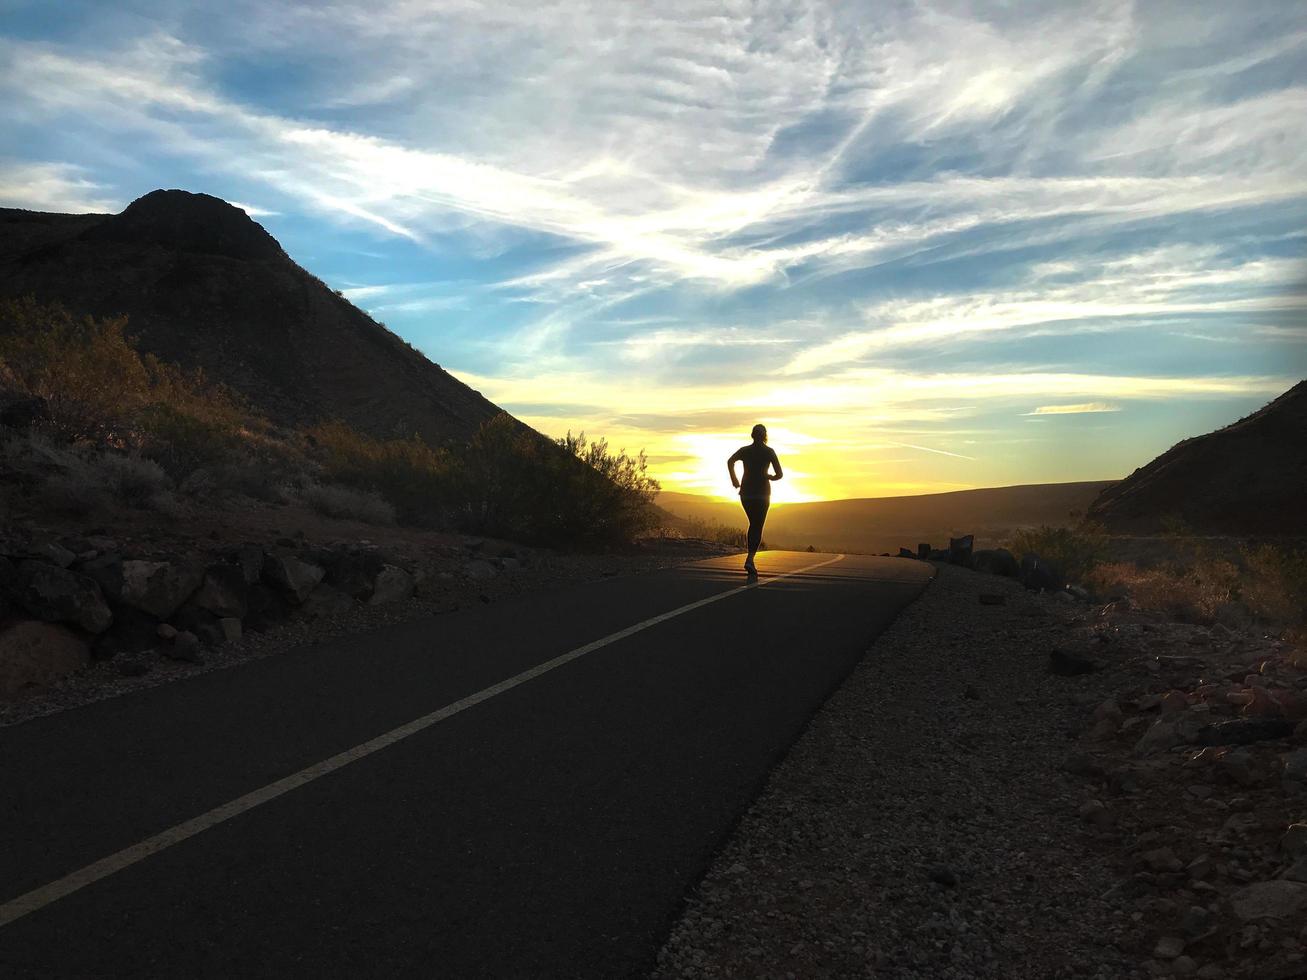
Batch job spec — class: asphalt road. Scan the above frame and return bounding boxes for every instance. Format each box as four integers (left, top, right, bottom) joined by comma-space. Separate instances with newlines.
0, 551, 933, 978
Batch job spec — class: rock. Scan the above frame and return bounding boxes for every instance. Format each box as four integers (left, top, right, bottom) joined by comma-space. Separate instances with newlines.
1187, 854, 1215, 881
948, 535, 974, 566
1049, 648, 1100, 676
167, 630, 202, 663
1140, 847, 1183, 873
972, 548, 1020, 577
324, 550, 387, 600
98, 605, 162, 655
1218, 749, 1258, 786
243, 583, 288, 631
464, 559, 498, 581
1079, 799, 1114, 829
25, 540, 77, 568
218, 617, 242, 644
115, 657, 151, 678
1061, 751, 1103, 777
192, 565, 248, 619
1153, 936, 1185, 959
1067, 584, 1092, 602
1282, 748, 1307, 789
1171, 955, 1197, 976
368, 565, 414, 605
15, 561, 113, 633
1282, 824, 1307, 858
897, 547, 916, 559
0, 620, 91, 694
1195, 965, 1224, 980
926, 865, 958, 887
917, 543, 931, 559
117, 560, 203, 619
1160, 690, 1189, 714
1053, 590, 1076, 604
299, 584, 354, 620
235, 545, 264, 584
1198, 718, 1294, 747
1283, 858, 1307, 883
1229, 881, 1307, 921
156, 623, 178, 640
1020, 553, 1066, 592
262, 554, 325, 603
1136, 715, 1206, 755
978, 593, 1006, 606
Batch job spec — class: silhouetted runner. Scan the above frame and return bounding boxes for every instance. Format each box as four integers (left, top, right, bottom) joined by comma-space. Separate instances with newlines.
727, 424, 783, 576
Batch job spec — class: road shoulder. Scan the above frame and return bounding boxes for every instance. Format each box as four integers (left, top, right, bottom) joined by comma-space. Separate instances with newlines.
654, 562, 1138, 979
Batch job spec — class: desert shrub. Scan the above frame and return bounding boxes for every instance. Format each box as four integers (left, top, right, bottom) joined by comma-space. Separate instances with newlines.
310, 420, 452, 525
1086, 559, 1241, 624
1009, 523, 1108, 582
675, 515, 757, 550
137, 403, 245, 479
0, 296, 149, 442
454, 415, 660, 545
1240, 544, 1307, 625
94, 453, 171, 506
300, 482, 397, 525
35, 446, 173, 517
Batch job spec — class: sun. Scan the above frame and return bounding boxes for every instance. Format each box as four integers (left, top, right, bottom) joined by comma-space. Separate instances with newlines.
656, 430, 823, 503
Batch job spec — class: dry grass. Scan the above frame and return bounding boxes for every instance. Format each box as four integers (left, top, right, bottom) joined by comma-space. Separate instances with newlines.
300, 482, 397, 526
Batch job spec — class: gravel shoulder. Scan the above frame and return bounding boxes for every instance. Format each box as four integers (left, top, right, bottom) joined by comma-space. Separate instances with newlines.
654, 562, 1143, 979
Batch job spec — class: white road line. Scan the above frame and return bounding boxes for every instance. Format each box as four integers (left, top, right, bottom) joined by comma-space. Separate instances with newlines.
0, 553, 845, 929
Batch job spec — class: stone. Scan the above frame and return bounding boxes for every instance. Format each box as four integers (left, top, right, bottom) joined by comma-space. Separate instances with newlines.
99, 605, 161, 654
299, 584, 354, 620
972, 548, 1020, 577
1093, 699, 1123, 723
948, 535, 974, 566
1161, 690, 1189, 714
193, 565, 248, 619
15, 561, 113, 633
1198, 718, 1294, 746
1153, 936, 1185, 959
897, 547, 916, 558
1079, 799, 1114, 829
218, 617, 242, 644
0, 620, 91, 695
1218, 748, 1258, 787
978, 593, 1006, 606
1284, 858, 1307, 883
368, 565, 414, 605
1140, 848, 1183, 873
1229, 881, 1307, 921
1282, 824, 1307, 858
156, 623, 178, 640
1283, 749, 1307, 788
1135, 716, 1203, 756
1187, 854, 1215, 881
464, 559, 498, 581
244, 583, 288, 631
1020, 552, 1066, 592
25, 540, 77, 568
167, 630, 202, 663
235, 545, 264, 585
262, 554, 325, 603
1049, 648, 1100, 676
117, 560, 204, 619
917, 543, 931, 559
324, 550, 387, 600
1195, 966, 1224, 980
1171, 956, 1197, 976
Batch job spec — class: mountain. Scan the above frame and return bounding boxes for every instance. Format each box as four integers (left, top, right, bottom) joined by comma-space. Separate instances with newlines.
1087, 380, 1307, 535
658, 481, 1114, 553
0, 190, 506, 445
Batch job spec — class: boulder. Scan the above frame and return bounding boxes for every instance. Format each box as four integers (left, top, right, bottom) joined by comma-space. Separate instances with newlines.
464, 559, 497, 581
947, 535, 974, 567
897, 547, 916, 559
235, 545, 264, 585
324, 550, 387, 600
973, 548, 1020, 577
15, 561, 112, 633
262, 554, 325, 603
1281, 823, 1307, 858
96, 605, 161, 656
218, 617, 242, 644
0, 619, 91, 695
192, 564, 248, 619
1229, 881, 1307, 921
244, 583, 288, 631
369, 565, 414, 605
1197, 718, 1294, 746
1135, 715, 1205, 756
167, 630, 202, 663
118, 559, 203, 619
1020, 553, 1066, 592
1283, 748, 1307, 790
299, 584, 354, 620
917, 543, 931, 559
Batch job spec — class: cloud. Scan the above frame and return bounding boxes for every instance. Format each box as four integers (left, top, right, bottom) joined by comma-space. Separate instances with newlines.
0, 160, 118, 213
1025, 403, 1121, 415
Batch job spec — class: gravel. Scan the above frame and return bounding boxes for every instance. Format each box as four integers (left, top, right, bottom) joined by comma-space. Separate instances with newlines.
654, 562, 1143, 980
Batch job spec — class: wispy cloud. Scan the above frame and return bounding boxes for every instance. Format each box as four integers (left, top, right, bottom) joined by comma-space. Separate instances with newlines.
1025, 403, 1121, 416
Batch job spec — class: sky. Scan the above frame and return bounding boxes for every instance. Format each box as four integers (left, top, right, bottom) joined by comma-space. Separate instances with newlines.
1, 0, 1304, 503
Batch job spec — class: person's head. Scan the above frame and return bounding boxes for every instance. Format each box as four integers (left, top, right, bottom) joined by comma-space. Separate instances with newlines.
750, 423, 767, 444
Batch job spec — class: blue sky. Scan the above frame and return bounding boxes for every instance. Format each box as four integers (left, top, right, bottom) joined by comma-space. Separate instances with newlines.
2, 0, 1304, 501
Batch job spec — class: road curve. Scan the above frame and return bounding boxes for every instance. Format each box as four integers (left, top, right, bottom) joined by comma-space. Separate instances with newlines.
0, 551, 933, 978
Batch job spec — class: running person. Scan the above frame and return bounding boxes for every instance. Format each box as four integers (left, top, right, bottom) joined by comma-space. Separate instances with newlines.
727, 424, 783, 576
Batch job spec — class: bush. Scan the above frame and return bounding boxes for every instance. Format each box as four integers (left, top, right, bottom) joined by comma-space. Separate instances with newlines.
1086, 559, 1241, 624
675, 515, 758, 551
35, 446, 173, 517
455, 415, 660, 544
1240, 544, 1307, 625
300, 482, 397, 525
309, 421, 452, 525
1009, 523, 1107, 582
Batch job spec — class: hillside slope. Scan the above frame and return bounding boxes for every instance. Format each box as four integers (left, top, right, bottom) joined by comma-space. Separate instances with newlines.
1087, 380, 1307, 535
659, 481, 1113, 552
0, 190, 505, 445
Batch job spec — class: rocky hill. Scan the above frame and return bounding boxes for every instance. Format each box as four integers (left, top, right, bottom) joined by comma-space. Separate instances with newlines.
0, 190, 505, 445
1088, 381, 1307, 535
